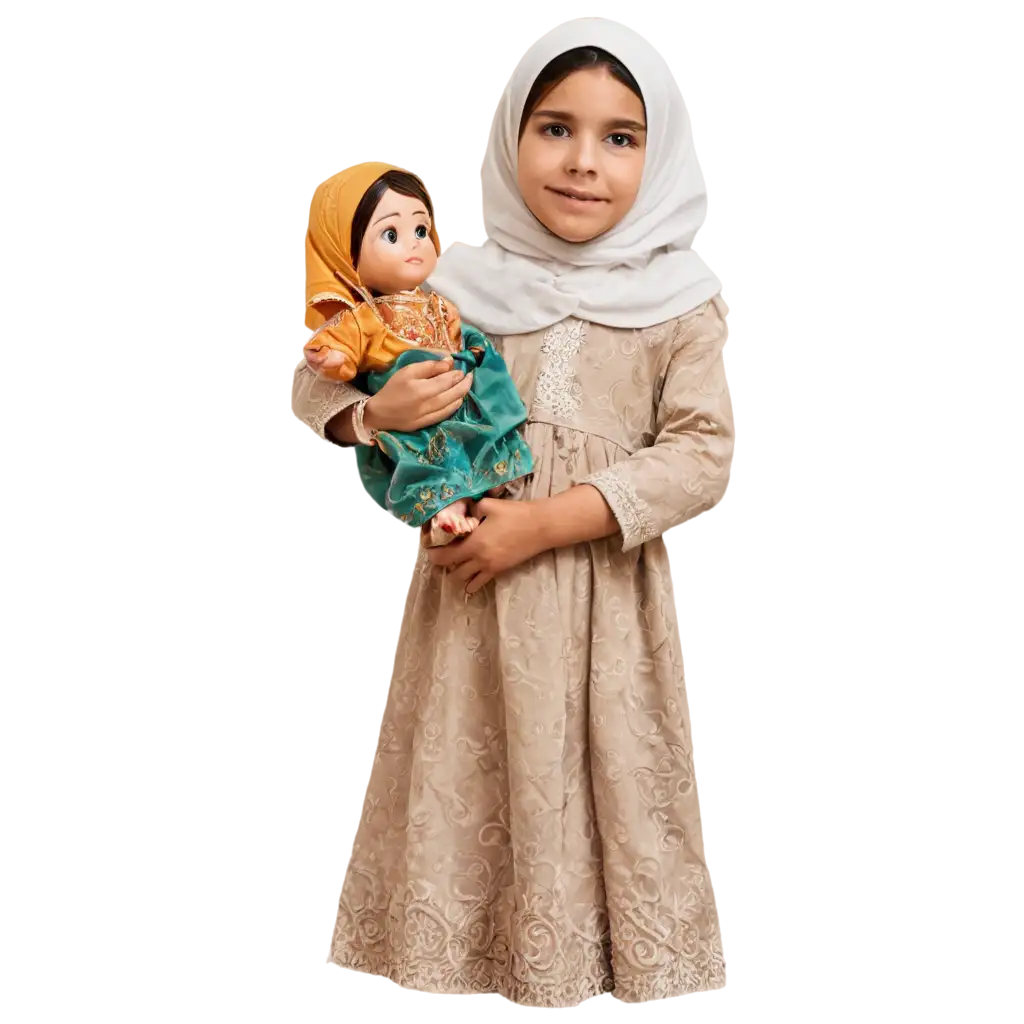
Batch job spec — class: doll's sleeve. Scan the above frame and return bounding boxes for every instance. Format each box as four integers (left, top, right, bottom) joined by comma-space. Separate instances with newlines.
302, 304, 385, 383
580, 297, 735, 552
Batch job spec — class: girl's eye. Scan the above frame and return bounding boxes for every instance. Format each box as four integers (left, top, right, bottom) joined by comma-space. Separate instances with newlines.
608, 133, 637, 148
542, 124, 570, 139
414, 225, 428, 239
382, 227, 398, 244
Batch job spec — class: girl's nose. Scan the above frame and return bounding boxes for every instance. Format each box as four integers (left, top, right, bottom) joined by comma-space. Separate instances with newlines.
566, 133, 598, 175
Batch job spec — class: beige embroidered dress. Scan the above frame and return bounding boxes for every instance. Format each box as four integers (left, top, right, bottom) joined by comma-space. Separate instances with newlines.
291, 294, 735, 1007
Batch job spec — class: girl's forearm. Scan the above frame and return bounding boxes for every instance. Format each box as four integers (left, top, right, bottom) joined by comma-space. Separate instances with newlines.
325, 398, 384, 446
325, 404, 359, 445
537, 484, 620, 551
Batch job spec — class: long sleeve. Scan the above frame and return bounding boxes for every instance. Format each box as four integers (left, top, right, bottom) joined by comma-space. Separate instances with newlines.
581, 297, 735, 552
294, 301, 385, 446
290, 360, 367, 447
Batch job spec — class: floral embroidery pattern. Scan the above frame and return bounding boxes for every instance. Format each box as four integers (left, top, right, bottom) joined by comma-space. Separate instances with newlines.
585, 467, 658, 549
534, 319, 585, 421
373, 290, 461, 352
294, 315, 366, 439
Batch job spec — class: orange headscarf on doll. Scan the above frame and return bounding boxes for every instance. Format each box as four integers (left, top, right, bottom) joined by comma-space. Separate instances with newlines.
304, 162, 442, 330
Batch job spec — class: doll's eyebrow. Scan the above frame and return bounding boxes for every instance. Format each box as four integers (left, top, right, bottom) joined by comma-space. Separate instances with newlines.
371, 208, 430, 227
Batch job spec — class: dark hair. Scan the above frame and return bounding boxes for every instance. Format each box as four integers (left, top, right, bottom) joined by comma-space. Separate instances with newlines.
350, 170, 433, 267
518, 46, 645, 140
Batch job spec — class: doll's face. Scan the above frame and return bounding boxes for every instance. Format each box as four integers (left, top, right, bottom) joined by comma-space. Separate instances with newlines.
517, 67, 647, 243
355, 189, 437, 294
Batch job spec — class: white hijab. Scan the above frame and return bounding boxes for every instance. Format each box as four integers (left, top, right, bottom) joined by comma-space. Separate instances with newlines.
427, 17, 721, 337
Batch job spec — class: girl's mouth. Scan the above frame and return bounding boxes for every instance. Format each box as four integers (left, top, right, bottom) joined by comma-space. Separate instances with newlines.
547, 187, 607, 204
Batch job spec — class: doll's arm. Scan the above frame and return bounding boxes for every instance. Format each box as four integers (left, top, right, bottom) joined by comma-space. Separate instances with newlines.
303, 303, 384, 382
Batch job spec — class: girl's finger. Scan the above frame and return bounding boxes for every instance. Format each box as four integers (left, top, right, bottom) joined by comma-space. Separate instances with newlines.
425, 537, 469, 566
465, 571, 493, 595
426, 374, 472, 415
405, 356, 454, 380
472, 498, 500, 519
423, 368, 465, 398
413, 395, 466, 430
441, 397, 464, 417
451, 559, 481, 584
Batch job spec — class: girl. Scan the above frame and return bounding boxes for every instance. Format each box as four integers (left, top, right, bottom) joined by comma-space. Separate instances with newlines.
291, 17, 734, 1009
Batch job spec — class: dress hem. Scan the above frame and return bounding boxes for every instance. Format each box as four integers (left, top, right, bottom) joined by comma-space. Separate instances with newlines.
326, 951, 726, 1008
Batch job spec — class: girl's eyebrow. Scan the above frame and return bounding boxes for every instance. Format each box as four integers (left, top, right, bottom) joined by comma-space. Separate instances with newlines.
531, 109, 647, 133
606, 118, 647, 133
531, 108, 575, 121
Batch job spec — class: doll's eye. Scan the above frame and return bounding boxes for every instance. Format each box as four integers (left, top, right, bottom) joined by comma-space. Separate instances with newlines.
382, 227, 398, 244
414, 225, 428, 239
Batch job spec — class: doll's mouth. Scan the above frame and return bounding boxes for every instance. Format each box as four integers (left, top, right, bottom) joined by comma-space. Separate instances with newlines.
405, 257, 424, 265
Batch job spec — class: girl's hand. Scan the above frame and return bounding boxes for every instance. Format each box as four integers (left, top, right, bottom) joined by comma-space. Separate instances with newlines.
365, 357, 473, 432
425, 497, 551, 594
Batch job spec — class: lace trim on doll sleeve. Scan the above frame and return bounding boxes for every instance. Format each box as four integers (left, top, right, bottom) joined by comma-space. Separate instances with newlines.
307, 291, 354, 309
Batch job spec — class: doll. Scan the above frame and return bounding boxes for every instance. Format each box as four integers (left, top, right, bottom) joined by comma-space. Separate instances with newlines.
302, 162, 533, 547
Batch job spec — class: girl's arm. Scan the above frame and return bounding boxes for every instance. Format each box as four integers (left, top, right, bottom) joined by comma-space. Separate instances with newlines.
291, 357, 475, 447
536, 484, 619, 548
291, 361, 367, 447
427, 298, 733, 592
579, 296, 734, 551
292, 301, 373, 446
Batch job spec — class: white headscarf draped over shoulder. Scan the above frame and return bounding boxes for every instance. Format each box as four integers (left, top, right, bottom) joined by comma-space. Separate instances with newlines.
426, 17, 721, 337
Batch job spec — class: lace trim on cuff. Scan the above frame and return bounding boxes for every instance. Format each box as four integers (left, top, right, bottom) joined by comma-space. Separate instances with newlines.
585, 467, 658, 550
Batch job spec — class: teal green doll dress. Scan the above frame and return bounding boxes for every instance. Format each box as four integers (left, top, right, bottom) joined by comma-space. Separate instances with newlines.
354, 324, 533, 527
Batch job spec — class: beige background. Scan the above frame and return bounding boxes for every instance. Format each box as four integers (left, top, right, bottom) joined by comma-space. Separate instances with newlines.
0, 9, 1019, 1024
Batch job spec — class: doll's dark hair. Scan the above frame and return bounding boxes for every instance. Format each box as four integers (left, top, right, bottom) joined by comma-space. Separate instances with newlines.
518, 47, 645, 140
351, 170, 434, 267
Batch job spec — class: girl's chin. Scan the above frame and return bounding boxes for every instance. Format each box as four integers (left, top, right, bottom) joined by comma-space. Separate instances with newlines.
525, 198, 611, 243
538, 213, 608, 243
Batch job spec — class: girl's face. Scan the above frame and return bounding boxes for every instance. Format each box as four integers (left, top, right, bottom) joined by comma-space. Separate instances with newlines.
517, 67, 647, 243
356, 189, 437, 294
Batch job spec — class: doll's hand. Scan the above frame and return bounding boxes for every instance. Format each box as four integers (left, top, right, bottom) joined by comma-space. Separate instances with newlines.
305, 346, 349, 379
365, 357, 473, 433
